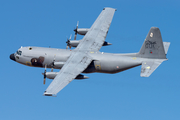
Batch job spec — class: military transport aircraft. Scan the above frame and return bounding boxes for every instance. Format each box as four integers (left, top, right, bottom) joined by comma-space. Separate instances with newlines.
10, 7, 170, 96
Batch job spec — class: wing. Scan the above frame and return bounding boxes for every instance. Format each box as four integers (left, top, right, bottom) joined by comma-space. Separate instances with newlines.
44, 51, 92, 96
76, 7, 116, 51
44, 8, 116, 96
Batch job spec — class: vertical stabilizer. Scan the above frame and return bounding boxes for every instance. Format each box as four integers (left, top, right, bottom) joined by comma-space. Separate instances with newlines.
138, 27, 167, 59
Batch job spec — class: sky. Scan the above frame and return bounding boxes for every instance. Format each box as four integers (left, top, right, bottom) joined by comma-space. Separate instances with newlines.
1, 0, 180, 120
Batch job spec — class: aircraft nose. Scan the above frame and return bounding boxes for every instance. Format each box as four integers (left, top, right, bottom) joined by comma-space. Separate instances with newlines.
10, 53, 16, 61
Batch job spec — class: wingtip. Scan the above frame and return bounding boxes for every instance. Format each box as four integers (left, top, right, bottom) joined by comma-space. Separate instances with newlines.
103, 7, 117, 11
43, 91, 57, 97
140, 75, 149, 77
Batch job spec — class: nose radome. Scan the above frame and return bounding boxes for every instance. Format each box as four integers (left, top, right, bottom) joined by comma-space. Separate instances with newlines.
10, 54, 16, 61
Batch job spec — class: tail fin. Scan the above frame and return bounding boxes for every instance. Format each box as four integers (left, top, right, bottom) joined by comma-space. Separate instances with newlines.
138, 27, 170, 77
138, 27, 167, 59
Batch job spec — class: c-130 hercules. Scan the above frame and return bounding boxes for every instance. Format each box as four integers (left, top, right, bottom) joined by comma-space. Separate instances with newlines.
10, 8, 170, 96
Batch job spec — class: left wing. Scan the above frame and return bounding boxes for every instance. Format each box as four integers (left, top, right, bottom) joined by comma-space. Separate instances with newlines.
44, 51, 92, 96
44, 8, 116, 96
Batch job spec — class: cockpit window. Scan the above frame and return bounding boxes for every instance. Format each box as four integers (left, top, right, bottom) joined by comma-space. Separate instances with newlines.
16, 50, 22, 55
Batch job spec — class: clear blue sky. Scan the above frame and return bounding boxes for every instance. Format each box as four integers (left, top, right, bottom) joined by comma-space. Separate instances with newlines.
1, 0, 180, 120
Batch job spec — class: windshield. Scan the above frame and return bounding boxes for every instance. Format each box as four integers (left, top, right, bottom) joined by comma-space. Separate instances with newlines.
16, 50, 22, 55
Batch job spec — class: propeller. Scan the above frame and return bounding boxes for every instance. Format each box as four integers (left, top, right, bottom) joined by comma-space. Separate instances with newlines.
51, 55, 56, 72
43, 64, 47, 84
66, 35, 72, 49
73, 21, 79, 40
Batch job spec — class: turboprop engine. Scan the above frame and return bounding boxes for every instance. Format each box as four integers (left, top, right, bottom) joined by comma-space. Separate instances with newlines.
66, 40, 82, 48
75, 28, 89, 35
42, 61, 89, 84
65, 21, 112, 49
73, 21, 89, 40
66, 40, 112, 48
53, 62, 65, 69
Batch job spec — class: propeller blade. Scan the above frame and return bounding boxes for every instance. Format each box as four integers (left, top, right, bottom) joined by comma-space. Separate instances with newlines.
66, 35, 72, 49
43, 78, 46, 84
69, 34, 72, 40
76, 21, 79, 29
74, 34, 77, 40
74, 21, 79, 40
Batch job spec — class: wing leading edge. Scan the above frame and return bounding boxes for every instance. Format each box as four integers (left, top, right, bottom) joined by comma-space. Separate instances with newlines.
44, 8, 116, 96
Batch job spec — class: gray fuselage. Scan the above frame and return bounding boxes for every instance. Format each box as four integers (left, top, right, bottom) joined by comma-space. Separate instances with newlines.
11, 46, 143, 74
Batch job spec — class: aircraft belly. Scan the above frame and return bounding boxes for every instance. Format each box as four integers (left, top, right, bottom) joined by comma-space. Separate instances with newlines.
100, 60, 141, 73
88, 53, 142, 74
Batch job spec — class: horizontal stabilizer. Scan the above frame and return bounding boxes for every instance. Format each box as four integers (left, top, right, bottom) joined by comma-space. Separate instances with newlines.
163, 42, 170, 55
141, 60, 164, 77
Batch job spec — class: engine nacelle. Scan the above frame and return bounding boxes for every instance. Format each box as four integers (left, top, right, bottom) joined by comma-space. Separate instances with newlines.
53, 62, 65, 69
45, 72, 58, 79
45, 72, 89, 80
77, 28, 89, 35
69, 40, 82, 47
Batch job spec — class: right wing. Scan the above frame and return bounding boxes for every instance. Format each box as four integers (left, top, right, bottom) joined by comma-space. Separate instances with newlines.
76, 7, 116, 51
